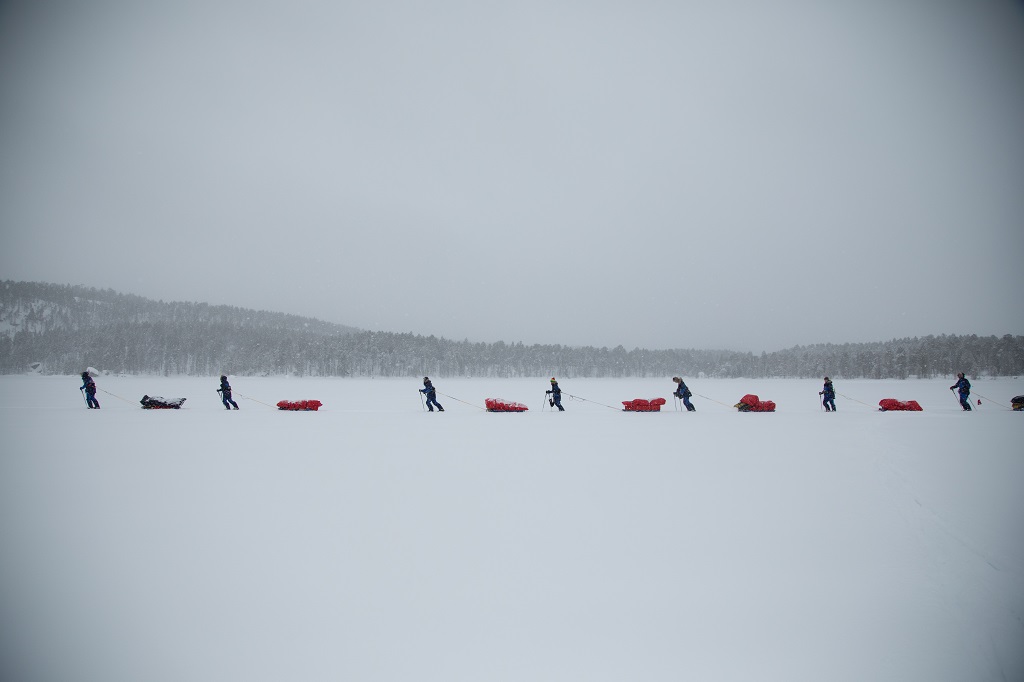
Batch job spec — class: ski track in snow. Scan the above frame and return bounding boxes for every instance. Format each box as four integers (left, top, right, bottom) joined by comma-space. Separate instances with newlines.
1, 375, 1022, 682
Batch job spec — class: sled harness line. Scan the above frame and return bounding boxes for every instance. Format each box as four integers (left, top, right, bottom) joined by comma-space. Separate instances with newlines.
970, 391, 1011, 410
563, 393, 620, 411
437, 391, 487, 411
836, 392, 875, 409
97, 388, 135, 405
235, 392, 277, 409
693, 392, 732, 409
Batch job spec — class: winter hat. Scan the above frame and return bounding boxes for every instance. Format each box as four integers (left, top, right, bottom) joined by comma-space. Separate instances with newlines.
550, 377, 556, 382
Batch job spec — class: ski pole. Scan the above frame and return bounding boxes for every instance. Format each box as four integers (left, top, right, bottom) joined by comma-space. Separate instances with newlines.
419, 390, 426, 411
819, 393, 824, 411
949, 387, 973, 410
80, 387, 89, 407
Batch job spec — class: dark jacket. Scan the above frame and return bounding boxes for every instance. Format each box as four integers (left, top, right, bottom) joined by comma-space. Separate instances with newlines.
421, 379, 436, 396
674, 381, 691, 398
548, 381, 561, 397
822, 381, 835, 400
81, 376, 96, 394
951, 376, 971, 395
218, 377, 232, 394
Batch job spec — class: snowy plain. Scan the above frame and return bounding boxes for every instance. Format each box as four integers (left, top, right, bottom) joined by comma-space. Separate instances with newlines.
1, 374, 1022, 682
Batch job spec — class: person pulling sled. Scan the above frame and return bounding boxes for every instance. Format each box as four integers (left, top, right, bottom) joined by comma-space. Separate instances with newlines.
80, 371, 100, 409
546, 378, 564, 411
672, 377, 695, 411
950, 372, 972, 411
217, 375, 239, 410
820, 377, 836, 412
420, 377, 444, 412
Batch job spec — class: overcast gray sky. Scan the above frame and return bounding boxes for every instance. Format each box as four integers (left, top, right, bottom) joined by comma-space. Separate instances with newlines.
1, 0, 1022, 352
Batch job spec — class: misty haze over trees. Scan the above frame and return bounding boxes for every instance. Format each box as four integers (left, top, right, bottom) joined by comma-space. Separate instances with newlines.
2, 281, 1022, 379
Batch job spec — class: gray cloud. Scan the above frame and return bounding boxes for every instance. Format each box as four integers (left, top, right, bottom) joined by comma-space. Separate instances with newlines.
2, 0, 1022, 352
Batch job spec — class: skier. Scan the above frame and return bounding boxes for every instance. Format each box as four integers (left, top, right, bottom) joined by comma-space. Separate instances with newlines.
546, 377, 564, 411
672, 376, 695, 411
950, 372, 972, 411
819, 377, 836, 412
217, 375, 239, 410
80, 371, 100, 409
420, 377, 444, 412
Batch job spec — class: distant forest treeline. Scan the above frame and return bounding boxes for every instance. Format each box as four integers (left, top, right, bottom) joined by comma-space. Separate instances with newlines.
2, 281, 1022, 378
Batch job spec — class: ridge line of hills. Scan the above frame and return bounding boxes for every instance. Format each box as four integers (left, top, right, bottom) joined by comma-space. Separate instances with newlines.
2, 280, 1022, 378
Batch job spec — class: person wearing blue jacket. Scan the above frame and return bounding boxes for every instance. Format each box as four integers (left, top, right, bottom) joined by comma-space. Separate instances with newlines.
672, 376, 695, 411
420, 377, 444, 412
217, 375, 239, 410
819, 377, 836, 412
950, 372, 972, 411
546, 378, 564, 411
80, 371, 100, 409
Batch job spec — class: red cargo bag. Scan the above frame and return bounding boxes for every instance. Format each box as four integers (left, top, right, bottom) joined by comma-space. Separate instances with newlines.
735, 394, 775, 412
622, 398, 667, 412
277, 399, 322, 411
878, 399, 922, 412
486, 398, 529, 412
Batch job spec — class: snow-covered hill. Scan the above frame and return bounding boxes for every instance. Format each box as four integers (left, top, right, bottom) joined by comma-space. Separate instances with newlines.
0, 281, 360, 339
1, 376, 1022, 681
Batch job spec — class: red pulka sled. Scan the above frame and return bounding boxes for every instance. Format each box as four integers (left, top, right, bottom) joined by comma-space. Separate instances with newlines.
734, 394, 776, 412
486, 398, 529, 412
622, 398, 667, 412
277, 400, 322, 411
878, 399, 923, 412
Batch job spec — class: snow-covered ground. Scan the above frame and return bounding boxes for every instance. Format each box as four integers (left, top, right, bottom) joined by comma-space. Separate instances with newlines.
1, 374, 1022, 682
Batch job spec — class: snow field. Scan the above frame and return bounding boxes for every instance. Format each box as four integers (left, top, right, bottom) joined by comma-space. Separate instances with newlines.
1, 375, 1022, 682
